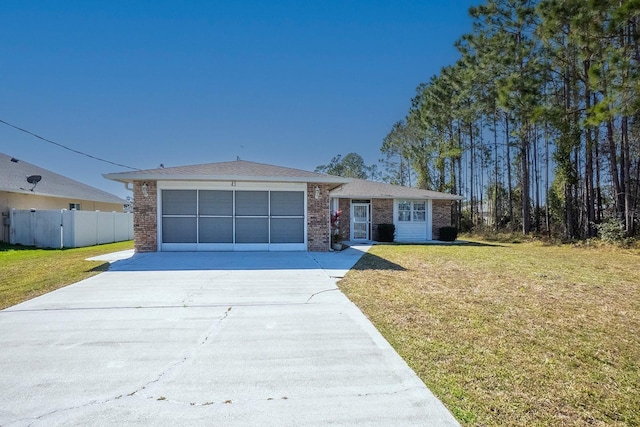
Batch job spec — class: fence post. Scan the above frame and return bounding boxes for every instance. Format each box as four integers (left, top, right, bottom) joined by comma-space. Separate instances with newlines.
30, 209, 36, 247
60, 209, 64, 249
9, 209, 14, 244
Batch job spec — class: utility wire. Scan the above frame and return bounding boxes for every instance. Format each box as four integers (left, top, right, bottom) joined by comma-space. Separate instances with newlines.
0, 118, 140, 170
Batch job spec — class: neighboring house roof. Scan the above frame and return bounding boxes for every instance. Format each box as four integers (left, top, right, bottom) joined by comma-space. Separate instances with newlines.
0, 152, 126, 204
104, 160, 350, 185
330, 178, 464, 200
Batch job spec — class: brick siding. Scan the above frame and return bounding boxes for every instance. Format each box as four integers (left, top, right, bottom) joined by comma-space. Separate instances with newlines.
371, 198, 393, 241
334, 198, 394, 242
432, 199, 453, 240
337, 198, 351, 242
307, 183, 330, 251
133, 180, 157, 252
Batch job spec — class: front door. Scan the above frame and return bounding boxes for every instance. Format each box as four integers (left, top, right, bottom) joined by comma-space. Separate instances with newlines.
351, 203, 370, 240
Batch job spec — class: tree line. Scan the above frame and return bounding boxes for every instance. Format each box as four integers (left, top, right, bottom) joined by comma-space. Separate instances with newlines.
381, 0, 639, 239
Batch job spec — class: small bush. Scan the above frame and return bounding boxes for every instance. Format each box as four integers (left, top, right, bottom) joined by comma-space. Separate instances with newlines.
439, 226, 458, 242
596, 219, 629, 245
377, 223, 395, 242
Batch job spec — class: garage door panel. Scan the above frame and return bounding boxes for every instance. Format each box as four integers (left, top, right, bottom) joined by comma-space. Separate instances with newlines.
270, 191, 304, 216
199, 190, 233, 216
199, 217, 233, 243
235, 218, 269, 243
270, 218, 304, 243
162, 190, 197, 215
162, 217, 197, 243
160, 188, 306, 250
236, 191, 268, 216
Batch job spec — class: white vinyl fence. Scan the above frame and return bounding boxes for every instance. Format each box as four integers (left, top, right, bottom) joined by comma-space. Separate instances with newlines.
9, 209, 133, 248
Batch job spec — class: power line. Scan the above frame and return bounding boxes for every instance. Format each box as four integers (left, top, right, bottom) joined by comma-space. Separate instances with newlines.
0, 118, 140, 170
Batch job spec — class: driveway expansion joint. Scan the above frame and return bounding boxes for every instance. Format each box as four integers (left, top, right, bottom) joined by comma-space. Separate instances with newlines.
130, 307, 233, 398
305, 288, 339, 303
12, 307, 236, 425
356, 386, 427, 397
4, 398, 114, 427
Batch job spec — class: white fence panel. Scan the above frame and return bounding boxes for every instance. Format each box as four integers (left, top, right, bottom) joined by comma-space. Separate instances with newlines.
72, 210, 98, 247
34, 210, 64, 248
9, 210, 63, 248
114, 212, 134, 241
9, 210, 34, 247
9, 209, 132, 248
97, 212, 115, 245
62, 210, 74, 247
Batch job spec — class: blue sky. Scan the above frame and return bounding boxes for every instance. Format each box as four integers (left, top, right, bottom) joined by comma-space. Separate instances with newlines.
1, 0, 478, 198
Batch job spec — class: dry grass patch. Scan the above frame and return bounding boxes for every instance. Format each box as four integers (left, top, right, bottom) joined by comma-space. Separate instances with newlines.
339, 241, 640, 426
0, 241, 133, 309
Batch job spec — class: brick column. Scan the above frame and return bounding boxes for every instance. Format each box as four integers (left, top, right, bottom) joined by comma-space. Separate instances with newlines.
371, 198, 393, 241
307, 183, 330, 251
432, 199, 453, 240
133, 181, 157, 252
338, 198, 351, 242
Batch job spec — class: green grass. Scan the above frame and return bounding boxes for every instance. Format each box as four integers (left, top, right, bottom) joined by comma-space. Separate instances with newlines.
338, 240, 640, 426
0, 241, 133, 309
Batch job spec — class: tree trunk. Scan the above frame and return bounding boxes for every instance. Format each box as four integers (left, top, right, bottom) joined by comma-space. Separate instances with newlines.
521, 130, 531, 235
584, 62, 596, 237
505, 114, 514, 229
494, 113, 499, 230
622, 115, 631, 234
469, 121, 475, 226
545, 123, 550, 236
593, 94, 603, 224
606, 119, 623, 219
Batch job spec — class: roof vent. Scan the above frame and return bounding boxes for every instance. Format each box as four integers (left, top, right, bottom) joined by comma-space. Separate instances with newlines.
10, 157, 19, 163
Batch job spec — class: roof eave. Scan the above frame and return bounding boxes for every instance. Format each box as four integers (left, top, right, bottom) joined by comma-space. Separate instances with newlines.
103, 173, 350, 184
329, 192, 464, 200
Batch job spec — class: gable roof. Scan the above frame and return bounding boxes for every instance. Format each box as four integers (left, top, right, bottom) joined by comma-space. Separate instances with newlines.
0, 152, 125, 204
330, 178, 463, 200
104, 160, 350, 184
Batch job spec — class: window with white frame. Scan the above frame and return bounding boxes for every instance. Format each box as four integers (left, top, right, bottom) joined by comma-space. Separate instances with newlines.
398, 201, 412, 221
398, 200, 426, 222
413, 201, 426, 221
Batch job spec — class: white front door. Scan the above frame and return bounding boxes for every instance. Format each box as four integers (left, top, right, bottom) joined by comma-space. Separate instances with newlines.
351, 203, 370, 240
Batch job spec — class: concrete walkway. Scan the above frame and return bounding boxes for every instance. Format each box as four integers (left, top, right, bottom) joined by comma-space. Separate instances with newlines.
0, 247, 459, 426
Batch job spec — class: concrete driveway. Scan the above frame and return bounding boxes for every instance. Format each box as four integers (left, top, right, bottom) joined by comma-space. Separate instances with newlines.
0, 246, 459, 426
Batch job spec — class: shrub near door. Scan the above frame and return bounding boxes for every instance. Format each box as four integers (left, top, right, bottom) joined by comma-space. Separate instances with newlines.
377, 223, 395, 242
438, 226, 458, 242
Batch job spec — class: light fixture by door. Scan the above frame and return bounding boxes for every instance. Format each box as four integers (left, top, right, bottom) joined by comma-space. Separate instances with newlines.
141, 182, 148, 197
314, 186, 320, 199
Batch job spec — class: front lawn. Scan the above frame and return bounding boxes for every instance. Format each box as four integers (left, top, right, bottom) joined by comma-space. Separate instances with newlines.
338, 241, 640, 426
0, 241, 133, 309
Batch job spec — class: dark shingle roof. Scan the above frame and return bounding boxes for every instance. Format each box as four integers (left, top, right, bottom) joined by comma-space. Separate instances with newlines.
0, 153, 125, 204
104, 160, 350, 184
330, 178, 463, 200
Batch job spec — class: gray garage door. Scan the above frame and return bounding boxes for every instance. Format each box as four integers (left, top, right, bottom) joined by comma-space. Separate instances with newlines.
161, 190, 304, 249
